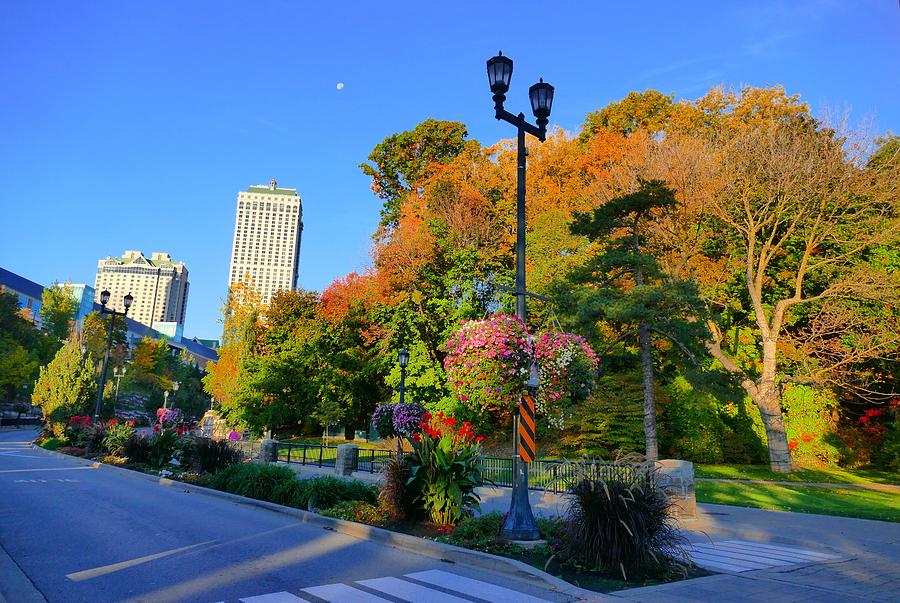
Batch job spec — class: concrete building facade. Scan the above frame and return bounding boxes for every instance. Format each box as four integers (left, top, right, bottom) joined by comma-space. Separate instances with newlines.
94, 251, 189, 329
228, 180, 303, 304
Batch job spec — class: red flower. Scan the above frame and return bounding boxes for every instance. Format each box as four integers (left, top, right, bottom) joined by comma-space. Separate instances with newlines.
788, 441, 798, 451
413, 433, 421, 442
475, 436, 484, 444
801, 433, 813, 443
859, 416, 870, 424
108, 419, 118, 425
153, 425, 160, 432
443, 417, 457, 427
422, 412, 431, 421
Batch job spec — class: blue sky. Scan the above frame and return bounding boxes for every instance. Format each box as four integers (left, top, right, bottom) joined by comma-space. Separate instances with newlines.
1, 1, 897, 340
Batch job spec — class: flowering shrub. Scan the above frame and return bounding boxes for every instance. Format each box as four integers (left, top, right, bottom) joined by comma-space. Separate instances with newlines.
101, 419, 136, 456
156, 408, 182, 427
443, 314, 533, 421
837, 399, 900, 470
392, 403, 426, 436
533, 333, 599, 429
65, 416, 106, 451
320, 500, 390, 526
372, 405, 397, 439
407, 411, 483, 525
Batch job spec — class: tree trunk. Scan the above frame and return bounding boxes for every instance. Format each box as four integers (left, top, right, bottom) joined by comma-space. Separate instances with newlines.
751, 337, 793, 472
757, 395, 793, 473
638, 323, 659, 461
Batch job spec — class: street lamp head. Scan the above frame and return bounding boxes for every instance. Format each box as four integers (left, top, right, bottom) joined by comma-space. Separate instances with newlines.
487, 52, 513, 110
398, 349, 410, 368
528, 78, 554, 131
527, 359, 540, 389
123, 293, 133, 312
173, 381, 180, 392
100, 289, 111, 306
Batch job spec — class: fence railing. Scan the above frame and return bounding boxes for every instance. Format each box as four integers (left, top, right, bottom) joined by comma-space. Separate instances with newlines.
275, 442, 395, 474
274, 442, 652, 491
230, 439, 262, 462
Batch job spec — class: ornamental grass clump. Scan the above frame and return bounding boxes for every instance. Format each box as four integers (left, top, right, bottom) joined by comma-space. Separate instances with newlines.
557, 458, 689, 580
534, 333, 599, 429
407, 411, 484, 526
191, 437, 244, 474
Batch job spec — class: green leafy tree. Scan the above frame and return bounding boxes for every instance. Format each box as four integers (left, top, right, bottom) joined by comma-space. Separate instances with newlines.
360, 118, 470, 228
0, 291, 54, 403
81, 311, 127, 364
40, 283, 77, 342
570, 179, 708, 460
32, 336, 96, 435
700, 120, 900, 472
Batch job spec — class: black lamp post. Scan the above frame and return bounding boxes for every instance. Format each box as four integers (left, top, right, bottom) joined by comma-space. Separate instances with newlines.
94, 291, 133, 418
397, 349, 409, 405
486, 51, 554, 541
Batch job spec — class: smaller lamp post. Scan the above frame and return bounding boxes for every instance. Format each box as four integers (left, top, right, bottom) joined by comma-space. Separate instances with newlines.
395, 349, 410, 459
113, 366, 127, 405
163, 390, 169, 409
95, 291, 133, 418
171, 381, 180, 410
397, 349, 409, 405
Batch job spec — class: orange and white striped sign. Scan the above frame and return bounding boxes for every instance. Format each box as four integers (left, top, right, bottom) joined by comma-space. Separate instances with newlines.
518, 394, 536, 462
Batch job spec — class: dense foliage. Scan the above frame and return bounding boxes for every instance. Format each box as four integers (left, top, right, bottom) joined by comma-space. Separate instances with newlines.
194, 85, 898, 473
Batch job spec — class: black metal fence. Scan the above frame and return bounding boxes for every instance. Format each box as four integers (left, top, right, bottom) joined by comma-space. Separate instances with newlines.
274, 442, 651, 491
275, 442, 394, 474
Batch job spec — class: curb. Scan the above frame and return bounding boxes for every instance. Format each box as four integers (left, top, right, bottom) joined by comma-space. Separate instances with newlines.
0, 537, 46, 603
30, 445, 608, 602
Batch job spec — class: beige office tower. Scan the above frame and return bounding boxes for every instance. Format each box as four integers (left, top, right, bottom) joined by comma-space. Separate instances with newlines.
228, 180, 303, 304
94, 251, 189, 328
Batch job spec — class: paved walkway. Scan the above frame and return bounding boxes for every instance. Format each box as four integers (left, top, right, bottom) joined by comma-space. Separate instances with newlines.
697, 476, 900, 493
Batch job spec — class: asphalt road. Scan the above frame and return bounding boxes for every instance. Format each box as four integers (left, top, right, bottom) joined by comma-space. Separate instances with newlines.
0, 430, 575, 603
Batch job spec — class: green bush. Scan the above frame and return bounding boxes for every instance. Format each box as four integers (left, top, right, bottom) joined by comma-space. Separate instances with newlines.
290, 476, 377, 511
782, 385, 842, 466
210, 466, 377, 512
209, 464, 297, 500
148, 430, 180, 469
39, 437, 67, 451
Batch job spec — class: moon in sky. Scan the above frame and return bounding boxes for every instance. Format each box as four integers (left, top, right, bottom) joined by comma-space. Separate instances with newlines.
336, 82, 345, 90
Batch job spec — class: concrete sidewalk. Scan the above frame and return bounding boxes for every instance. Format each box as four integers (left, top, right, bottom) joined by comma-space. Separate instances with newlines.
301, 462, 900, 601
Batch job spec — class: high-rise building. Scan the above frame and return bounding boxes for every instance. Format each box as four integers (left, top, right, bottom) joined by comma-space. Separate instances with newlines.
94, 251, 189, 329
228, 180, 303, 304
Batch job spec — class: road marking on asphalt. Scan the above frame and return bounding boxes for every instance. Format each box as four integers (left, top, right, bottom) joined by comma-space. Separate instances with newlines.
240, 592, 307, 602
13, 478, 79, 483
357, 576, 470, 602
301, 583, 392, 602
67, 540, 216, 582
0, 466, 98, 474
406, 570, 552, 603
689, 539, 842, 573
237, 569, 554, 603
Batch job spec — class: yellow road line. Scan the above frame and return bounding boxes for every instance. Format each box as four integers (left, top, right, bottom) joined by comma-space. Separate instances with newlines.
0, 465, 99, 474
66, 541, 215, 582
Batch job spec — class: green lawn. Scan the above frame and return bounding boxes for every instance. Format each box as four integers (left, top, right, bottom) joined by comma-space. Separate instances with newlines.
695, 464, 899, 486
696, 480, 900, 523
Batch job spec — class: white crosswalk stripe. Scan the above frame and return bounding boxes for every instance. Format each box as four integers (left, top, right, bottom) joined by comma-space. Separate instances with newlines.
231, 568, 554, 603
689, 539, 841, 573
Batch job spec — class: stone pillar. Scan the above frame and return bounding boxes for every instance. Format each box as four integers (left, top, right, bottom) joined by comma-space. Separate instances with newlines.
335, 444, 359, 476
656, 459, 696, 517
257, 439, 278, 464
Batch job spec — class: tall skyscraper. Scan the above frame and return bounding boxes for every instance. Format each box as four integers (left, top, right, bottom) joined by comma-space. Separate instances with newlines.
94, 251, 189, 329
228, 180, 303, 304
